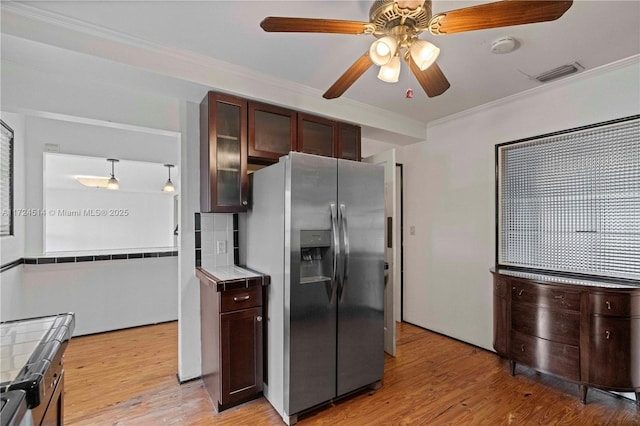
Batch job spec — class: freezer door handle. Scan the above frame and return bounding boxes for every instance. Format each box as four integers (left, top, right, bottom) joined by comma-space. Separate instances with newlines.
330, 203, 340, 304
339, 203, 350, 303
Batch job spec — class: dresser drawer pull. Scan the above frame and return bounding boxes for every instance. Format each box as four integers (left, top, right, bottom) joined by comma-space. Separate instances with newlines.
554, 295, 564, 300
605, 330, 610, 340
521, 344, 526, 352
256, 316, 262, 322
518, 289, 525, 296
605, 300, 611, 310
233, 295, 250, 303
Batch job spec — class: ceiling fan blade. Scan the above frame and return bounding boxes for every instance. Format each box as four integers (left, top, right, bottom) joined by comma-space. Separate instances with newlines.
428, 1, 573, 35
261, 17, 373, 34
323, 53, 373, 99
407, 56, 450, 98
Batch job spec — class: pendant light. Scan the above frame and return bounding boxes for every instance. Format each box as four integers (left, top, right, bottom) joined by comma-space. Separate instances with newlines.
106, 159, 120, 190
163, 164, 175, 193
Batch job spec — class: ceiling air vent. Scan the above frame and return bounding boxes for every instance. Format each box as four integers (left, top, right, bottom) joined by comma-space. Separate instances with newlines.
534, 62, 583, 83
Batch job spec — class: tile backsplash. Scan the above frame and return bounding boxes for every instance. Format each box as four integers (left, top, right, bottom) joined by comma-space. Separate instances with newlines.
195, 212, 237, 269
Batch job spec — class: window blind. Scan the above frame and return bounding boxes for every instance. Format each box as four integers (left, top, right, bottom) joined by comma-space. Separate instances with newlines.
1, 121, 13, 236
497, 116, 640, 281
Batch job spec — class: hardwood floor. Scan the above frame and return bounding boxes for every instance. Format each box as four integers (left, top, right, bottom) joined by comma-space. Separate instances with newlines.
63, 322, 639, 425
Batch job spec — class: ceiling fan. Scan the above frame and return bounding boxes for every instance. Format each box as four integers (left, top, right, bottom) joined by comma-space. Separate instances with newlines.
260, 0, 573, 99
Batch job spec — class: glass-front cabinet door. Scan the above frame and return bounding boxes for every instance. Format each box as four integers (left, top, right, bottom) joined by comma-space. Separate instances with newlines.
248, 102, 297, 162
200, 92, 248, 212
297, 113, 337, 158
337, 123, 361, 161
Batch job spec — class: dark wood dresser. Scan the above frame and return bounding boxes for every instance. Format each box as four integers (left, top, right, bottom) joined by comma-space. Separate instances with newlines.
492, 269, 639, 405
197, 266, 269, 411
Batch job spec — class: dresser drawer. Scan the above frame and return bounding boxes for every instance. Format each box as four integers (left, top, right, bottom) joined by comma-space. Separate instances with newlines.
589, 292, 638, 317
511, 302, 580, 346
220, 286, 262, 313
510, 331, 580, 381
511, 280, 581, 312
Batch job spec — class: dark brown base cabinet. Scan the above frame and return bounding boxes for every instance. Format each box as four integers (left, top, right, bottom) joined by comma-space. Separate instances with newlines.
198, 269, 268, 411
492, 271, 640, 406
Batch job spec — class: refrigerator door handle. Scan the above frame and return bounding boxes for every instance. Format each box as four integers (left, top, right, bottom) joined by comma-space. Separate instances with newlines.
339, 203, 350, 302
329, 203, 340, 304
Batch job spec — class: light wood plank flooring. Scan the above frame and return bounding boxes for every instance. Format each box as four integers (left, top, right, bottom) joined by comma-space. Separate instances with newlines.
63, 321, 639, 425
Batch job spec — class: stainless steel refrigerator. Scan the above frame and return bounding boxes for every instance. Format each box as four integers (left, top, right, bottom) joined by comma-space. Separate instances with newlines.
246, 152, 385, 425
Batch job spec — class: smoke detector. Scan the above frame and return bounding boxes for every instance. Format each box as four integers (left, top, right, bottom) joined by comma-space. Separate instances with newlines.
491, 37, 518, 54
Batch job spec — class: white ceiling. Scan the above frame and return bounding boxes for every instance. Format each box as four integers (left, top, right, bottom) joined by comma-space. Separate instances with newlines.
2, 1, 640, 142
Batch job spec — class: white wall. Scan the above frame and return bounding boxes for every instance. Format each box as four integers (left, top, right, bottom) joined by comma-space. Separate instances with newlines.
177, 100, 201, 381
46, 188, 174, 252
2, 258, 177, 336
399, 58, 640, 351
0, 110, 181, 337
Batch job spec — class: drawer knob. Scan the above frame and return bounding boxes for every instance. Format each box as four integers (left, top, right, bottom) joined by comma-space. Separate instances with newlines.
521, 344, 526, 352
256, 316, 263, 322
518, 289, 524, 296
233, 295, 250, 302
605, 300, 611, 310
242, 201, 248, 206
605, 330, 610, 340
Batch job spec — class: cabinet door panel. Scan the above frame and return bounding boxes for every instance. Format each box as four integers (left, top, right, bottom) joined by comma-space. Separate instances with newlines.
220, 307, 263, 407
337, 123, 361, 161
248, 102, 297, 161
298, 114, 337, 157
588, 316, 638, 389
200, 92, 248, 213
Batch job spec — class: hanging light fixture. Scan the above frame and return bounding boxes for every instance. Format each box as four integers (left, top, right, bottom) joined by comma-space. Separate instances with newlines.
378, 55, 401, 83
410, 39, 440, 71
106, 159, 120, 190
369, 36, 398, 66
163, 164, 175, 193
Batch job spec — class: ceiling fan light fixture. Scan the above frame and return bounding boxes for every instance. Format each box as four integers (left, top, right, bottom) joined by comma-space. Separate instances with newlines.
410, 40, 440, 71
369, 36, 397, 66
377, 56, 401, 83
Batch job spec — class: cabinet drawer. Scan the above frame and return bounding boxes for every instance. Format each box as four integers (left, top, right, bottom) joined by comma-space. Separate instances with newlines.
511, 280, 580, 312
589, 292, 638, 317
510, 331, 580, 381
511, 302, 580, 346
221, 286, 262, 313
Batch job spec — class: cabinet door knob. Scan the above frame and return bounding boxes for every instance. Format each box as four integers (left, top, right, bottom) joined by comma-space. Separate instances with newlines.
256, 316, 263, 322
605, 330, 610, 340
242, 201, 248, 206
605, 300, 611, 310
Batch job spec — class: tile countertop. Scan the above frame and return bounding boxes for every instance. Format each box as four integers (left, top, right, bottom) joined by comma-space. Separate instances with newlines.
196, 265, 270, 292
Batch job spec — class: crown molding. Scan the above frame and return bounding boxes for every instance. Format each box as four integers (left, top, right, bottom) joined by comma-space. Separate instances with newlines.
427, 54, 640, 129
1, 1, 427, 141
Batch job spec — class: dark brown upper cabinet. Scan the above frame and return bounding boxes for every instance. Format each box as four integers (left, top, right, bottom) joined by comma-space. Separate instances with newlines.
248, 102, 297, 162
200, 92, 248, 212
337, 123, 361, 161
297, 113, 338, 158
